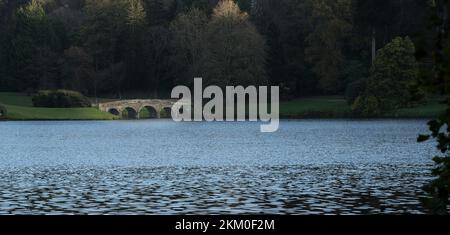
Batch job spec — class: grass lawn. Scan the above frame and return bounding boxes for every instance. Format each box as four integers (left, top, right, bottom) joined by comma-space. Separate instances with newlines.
279, 96, 446, 118
0, 92, 446, 120
388, 97, 447, 118
280, 96, 352, 118
0, 92, 116, 120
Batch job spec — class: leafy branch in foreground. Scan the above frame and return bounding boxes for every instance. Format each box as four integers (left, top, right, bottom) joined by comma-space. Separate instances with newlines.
417, 0, 450, 214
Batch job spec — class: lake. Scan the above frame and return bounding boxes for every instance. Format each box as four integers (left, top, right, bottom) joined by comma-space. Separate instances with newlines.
0, 120, 438, 214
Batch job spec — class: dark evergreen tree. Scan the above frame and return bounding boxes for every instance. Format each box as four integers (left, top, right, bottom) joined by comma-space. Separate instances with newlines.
143, 0, 167, 25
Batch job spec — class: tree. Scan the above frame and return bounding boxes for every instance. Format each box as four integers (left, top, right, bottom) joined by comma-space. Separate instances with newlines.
61, 46, 95, 95
82, 0, 127, 71
143, 0, 167, 25
354, 0, 429, 65
344, 60, 369, 103
170, 8, 208, 86
23, 46, 62, 90
178, 0, 218, 14
124, 0, 147, 90
127, 0, 146, 27
47, 2, 86, 47
250, 0, 270, 17
417, 0, 450, 215
143, 25, 174, 97
251, 0, 315, 97
204, 0, 267, 87
354, 37, 418, 115
0, 0, 434, 100
5, 0, 59, 90
0, 0, 6, 91
354, 0, 398, 64
304, 0, 353, 93
96, 62, 126, 98
351, 95, 381, 117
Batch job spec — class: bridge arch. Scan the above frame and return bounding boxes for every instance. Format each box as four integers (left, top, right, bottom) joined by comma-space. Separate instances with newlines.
139, 105, 159, 119
161, 107, 173, 118
108, 108, 121, 116
122, 107, 138, 119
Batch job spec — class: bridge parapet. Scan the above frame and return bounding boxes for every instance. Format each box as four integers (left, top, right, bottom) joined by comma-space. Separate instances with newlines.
98, 99, 177, 118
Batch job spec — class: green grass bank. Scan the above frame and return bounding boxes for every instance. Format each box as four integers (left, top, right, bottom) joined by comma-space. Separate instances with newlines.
0, 93, 446, 120
280, 96, 446, 118
0, 93, 116, 120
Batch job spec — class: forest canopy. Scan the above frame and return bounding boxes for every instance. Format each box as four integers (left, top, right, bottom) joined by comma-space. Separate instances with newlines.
0, 0, 432, 106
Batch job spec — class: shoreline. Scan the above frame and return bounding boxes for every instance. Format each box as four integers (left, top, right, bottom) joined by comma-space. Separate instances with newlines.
0, 116, 435, 121
0, 93, 443, 122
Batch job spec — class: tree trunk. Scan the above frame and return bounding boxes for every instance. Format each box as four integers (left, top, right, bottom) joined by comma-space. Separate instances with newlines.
371, 29, 376, 64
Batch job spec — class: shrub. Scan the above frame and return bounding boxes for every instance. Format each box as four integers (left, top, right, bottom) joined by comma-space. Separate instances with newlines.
0, 104, 6, 119
365, 37, 418, 112
351, 96, 381, 117
32, 90, 92, 108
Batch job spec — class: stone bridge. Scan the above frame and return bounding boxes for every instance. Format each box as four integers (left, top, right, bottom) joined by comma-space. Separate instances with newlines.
98, 99, 177, 119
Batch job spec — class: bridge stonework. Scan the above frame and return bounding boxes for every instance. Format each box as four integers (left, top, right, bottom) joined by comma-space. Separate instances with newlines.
98, 99, 176, 119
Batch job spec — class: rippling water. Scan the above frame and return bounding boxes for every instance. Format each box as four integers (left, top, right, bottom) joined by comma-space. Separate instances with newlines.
0, 120, 438, 214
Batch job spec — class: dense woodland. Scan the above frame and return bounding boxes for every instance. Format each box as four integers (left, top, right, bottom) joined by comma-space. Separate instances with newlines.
0, 0, 435, 113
